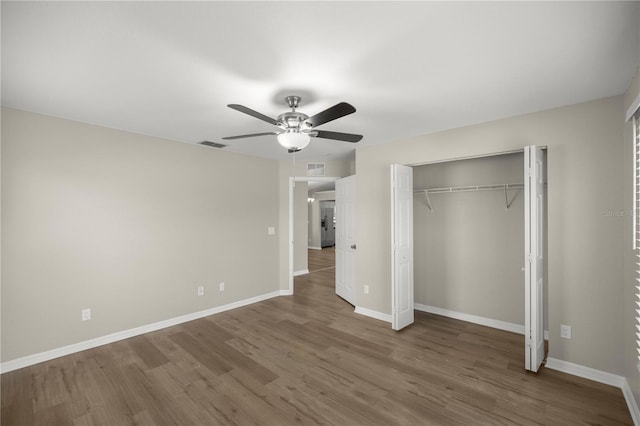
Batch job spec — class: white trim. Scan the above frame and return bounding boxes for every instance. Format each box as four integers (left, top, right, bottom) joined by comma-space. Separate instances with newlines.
627, 92, 640, 121
414, 303, 549, 340
354, 306, 392, 323
308, 246, 322, 250
622, 378, 640, 426
1, 290, 283, 374
415, 303, 525, 335
545, 358, 625, 387
546, 358, 639, 425
293, 269, 309, 277
634, 115, 638, 251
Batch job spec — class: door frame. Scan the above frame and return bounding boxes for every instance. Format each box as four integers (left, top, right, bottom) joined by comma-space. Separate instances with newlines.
288, 176, 340, 294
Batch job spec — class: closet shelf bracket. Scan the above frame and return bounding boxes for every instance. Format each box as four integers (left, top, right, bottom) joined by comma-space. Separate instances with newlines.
424, 190, 433, 212
504, 186, 511, 210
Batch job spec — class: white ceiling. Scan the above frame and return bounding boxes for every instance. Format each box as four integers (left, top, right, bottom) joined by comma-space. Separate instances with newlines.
2, 1, 638, 161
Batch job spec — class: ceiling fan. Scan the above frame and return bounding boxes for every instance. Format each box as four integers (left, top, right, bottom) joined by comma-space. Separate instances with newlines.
222, 96, 363, 153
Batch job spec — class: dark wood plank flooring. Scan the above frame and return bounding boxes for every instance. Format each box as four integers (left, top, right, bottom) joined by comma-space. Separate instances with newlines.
1, 248, 633, 425
307, 246, 334, 272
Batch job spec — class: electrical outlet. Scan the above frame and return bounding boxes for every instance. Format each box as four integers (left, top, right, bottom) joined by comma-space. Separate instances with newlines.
197, 286, 205, 296
267, 227, 276, 235
219, 282, 225, 292
364, 285, 369, 294
560, 324, 572, 339
81, 308, 91, 321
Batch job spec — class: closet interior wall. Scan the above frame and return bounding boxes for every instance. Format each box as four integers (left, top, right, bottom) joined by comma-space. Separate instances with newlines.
414, 152, 540, 327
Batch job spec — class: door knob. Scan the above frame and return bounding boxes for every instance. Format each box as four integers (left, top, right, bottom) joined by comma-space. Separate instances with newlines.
350, 244, 357, 249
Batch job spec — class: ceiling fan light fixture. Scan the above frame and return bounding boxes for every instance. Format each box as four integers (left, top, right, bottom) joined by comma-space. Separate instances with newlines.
277, 130, 310, 151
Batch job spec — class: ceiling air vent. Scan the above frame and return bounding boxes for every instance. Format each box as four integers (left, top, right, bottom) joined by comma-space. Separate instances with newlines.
307, 162, 325, 176
199, 141, 227, 148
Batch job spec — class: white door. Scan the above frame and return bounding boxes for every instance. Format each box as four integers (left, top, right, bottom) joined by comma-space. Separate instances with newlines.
524, 146, 545, 372
391, 164, 414, 331
335, 175, 356, 305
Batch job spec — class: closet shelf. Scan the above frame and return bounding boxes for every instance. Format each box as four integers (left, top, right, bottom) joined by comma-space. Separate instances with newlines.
414, 183, 524, 194
413, 183, 524, 211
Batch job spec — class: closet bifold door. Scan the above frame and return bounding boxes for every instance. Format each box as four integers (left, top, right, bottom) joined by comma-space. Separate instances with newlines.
391, 164, 414, 331
524, 145, 545, 372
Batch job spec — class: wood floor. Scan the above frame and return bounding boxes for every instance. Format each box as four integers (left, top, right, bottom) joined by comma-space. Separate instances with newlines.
1, 248, 633, 425
307, 246, 334, 272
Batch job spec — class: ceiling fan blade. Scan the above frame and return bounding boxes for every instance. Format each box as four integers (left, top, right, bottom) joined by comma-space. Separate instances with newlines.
312, 130, 363, 143
227, 104, 279, 126
305, 102, 356, 127
222, 132, 279, 140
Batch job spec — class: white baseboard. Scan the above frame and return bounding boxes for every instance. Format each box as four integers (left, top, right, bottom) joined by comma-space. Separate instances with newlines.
414, 303, 525, 335
354, 306, 392, 323
293, 269, 309, 277
546, 357, 640, 425
308, 246, 322, 250
414, 303, 550, 340
622, 377, 640, 426
545, 357, 625, 387
1, 290, 283, 374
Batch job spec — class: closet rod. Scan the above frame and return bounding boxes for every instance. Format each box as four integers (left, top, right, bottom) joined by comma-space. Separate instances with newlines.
413, 183, 524, 194
414, 183, 524, 211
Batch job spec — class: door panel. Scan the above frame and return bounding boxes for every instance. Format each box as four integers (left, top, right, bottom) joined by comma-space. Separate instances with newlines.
391, 164, 414, 330
336, 175, 356, 305
525, 145, 545, 372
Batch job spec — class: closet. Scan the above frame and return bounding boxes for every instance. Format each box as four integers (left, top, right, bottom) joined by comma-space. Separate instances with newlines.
412, 152, 543, 333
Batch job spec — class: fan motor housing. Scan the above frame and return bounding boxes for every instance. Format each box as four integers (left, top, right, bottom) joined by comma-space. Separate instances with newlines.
277, 111, 309, 129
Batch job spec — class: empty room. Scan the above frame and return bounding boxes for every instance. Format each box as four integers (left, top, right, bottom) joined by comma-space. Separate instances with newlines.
2, 1, 640, 425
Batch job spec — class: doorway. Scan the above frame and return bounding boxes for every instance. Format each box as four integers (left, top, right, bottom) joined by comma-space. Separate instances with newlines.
319, 201, 336, 248
288, 176, 339, 294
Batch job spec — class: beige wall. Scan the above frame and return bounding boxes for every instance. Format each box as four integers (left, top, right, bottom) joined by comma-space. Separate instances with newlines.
308, 199, 320, 249
1, 107, 280, 362
356, 96, 625, 374
623, 69, 640, 408
413, 153, 526, 325
293, 181, 308, 273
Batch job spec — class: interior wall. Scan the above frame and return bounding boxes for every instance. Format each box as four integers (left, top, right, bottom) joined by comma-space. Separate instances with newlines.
413, 153, 525, 325
1, 107, 280, 363
293, 181, 308, 273
356, 96, 624, 376
308, 199, 321, 249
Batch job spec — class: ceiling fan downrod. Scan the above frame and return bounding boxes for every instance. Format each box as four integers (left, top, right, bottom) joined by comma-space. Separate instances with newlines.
278, 96, 309, 130
285, 95, 301, 111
